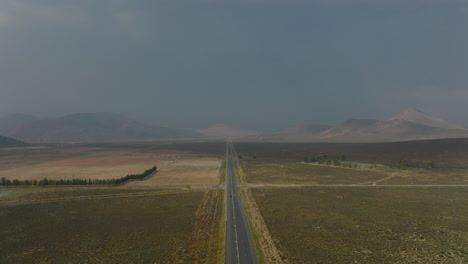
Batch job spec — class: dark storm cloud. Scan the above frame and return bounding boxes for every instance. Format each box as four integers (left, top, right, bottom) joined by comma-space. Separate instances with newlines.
0, 0, 467, 131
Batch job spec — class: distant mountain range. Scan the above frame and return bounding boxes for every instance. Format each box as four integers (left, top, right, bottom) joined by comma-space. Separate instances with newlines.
258, 124, 333, 142
256, 109, 468, 142
0, 112, 201, 143
1, 109, 466, 144
0, 135, 30, 148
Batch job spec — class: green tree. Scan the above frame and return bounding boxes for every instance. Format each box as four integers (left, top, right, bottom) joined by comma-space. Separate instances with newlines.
428, 161, 435, 169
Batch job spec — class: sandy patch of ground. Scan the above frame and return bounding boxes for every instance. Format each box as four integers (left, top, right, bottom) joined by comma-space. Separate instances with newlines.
0, 155, 159, 181
128, 158, 222, 186
0, 146, 221, 186
0, 147, 162, 181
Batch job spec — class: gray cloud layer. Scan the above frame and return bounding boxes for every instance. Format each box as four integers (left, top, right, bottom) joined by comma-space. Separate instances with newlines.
1, 0, 467, 131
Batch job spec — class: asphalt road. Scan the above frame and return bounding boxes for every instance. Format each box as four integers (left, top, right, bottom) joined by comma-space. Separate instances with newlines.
225, 142, 258, 264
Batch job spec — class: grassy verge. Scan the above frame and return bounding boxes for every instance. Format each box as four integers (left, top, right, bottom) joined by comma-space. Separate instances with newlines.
219, 145, 228, 185
218, 189, 226, 264
180, 189, 225, 264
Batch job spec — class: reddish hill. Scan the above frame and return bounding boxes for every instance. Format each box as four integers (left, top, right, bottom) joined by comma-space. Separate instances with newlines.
257, 109, 468, 143
320, 119, 379, 139
263, 124, 332, 141
198, 124, 262, 138
317, 109, 468, 142
389, 109, 463, 129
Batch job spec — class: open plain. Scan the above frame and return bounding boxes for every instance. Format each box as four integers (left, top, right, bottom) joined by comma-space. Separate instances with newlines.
128, 157, 221, 187
0, 190, 205, 264
0, 144, 223, 186
1, 140, 467, 263
234, 139, 468, 263
0, 142, 226, 264
235, 139, 468, 185
252, 187, 468, 264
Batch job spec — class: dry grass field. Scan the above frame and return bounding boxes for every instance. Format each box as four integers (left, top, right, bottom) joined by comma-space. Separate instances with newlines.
0, 190, 205, 264
234, 139, 468, 165
128, 157, 221, 187
233, 140, 468, 264
236, 140, 468, 185
252, 187, 468, 264
240, 158, 388, 184
0, 145, 222, 186
0, 147, 159, 181
0, 186, 225, 263
0, 142, 226, 263
240, 158, 468, 185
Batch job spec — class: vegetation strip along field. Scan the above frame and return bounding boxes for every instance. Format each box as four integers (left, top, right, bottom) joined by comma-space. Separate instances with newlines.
0, 188, 196, 206
179, 189, 225, 264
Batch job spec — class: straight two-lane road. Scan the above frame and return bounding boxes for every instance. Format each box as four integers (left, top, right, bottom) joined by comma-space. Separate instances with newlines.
225, 142, 258, 264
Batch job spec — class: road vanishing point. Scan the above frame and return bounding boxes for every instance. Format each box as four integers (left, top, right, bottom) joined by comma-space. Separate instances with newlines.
225, 142, 258, 264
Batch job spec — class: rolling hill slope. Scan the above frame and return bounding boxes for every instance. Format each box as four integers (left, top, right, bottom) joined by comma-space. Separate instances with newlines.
259, 109, 468, 143
0, 135, 30, 148
319, 109, 468, 142
259, 124, 332, 141
0, 113, 201, 143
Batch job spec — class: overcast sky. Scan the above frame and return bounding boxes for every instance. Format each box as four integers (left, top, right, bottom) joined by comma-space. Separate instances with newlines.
0, 0, 467, 131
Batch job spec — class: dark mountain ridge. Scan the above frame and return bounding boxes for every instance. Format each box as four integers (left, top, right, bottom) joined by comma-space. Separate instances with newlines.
0, 135, 30, 148
0, 112, 201, 143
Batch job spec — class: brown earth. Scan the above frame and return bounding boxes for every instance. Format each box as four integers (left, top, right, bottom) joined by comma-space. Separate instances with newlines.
127, 158, 222, 186
0, 148, 159, 181
0, 146, 221, 186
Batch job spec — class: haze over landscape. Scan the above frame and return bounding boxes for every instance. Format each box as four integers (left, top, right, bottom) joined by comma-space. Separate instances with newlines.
1, 109, 467, 144
1, 0, 468, 132
1, 1, 468, 264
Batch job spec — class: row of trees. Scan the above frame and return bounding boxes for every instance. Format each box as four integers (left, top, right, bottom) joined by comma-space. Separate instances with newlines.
303, 154, 346, 163
0, 165, 157, 187
385, 158, 435, 169
114, 166, 157, 184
